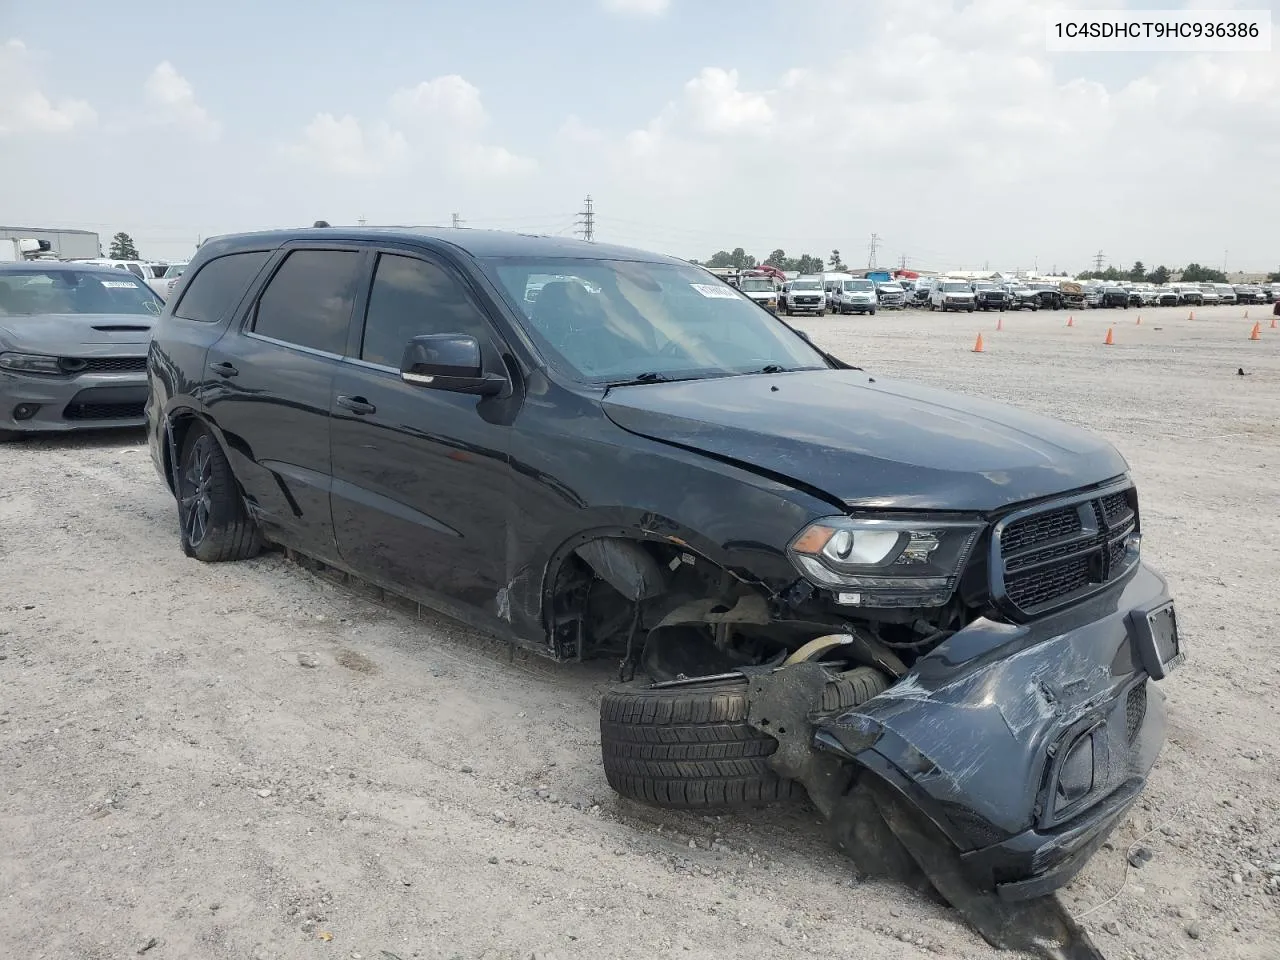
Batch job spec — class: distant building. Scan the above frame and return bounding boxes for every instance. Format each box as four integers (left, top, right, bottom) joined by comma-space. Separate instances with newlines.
0, 226, 100, 260
1227, 271, 1270, 284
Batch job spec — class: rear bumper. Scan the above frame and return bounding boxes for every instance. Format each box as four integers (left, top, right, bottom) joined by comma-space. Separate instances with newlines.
817, 562, 1174, 899
0, 372, 148, 433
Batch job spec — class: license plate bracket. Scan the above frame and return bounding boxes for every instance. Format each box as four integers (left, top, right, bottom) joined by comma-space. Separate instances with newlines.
1128, 600, 1182, 680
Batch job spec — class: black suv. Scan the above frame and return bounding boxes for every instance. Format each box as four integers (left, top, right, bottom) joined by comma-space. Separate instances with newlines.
1100, 286, 1130, 308
146, 227, 1178, 919
971, 281, 1008, 311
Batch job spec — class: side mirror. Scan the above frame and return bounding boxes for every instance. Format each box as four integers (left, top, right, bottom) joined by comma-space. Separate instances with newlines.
400, 334, 506, 397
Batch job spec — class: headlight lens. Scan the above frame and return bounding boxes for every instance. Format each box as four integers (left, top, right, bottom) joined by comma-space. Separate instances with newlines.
0, 352, 63, 375
788, 516, 984, 607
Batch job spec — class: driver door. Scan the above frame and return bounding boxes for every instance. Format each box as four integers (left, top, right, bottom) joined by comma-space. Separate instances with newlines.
328, 248, 515, 628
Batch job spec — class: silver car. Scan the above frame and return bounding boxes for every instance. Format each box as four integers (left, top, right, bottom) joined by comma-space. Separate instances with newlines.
0, 263, 162, 439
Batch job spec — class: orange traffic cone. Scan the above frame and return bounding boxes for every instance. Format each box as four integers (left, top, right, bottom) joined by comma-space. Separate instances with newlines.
1271, 316, 1277, 329
1189, 310, 1195, 320
996, 315, 1004, 331
1067, 315, 1074, 327
1250, 322, 1261, 341
1136, 314, 1142, 325
1104, 327, 1114, 345
972, 333, 985, 353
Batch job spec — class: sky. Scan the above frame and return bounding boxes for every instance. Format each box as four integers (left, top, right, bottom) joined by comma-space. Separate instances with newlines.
1, 0, 1277, 273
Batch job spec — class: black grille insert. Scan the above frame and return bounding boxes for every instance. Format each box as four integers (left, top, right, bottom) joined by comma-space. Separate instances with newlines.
58, 356, 147, 374
995, 485, 1139, 618
63, 401, 146, 421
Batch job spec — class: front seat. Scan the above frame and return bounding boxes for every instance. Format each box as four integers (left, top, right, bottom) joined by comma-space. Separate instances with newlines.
531, 281, 630, 375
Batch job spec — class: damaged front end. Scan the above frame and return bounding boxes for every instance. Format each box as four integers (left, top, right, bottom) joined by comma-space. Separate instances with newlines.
655, 559, 1179, 959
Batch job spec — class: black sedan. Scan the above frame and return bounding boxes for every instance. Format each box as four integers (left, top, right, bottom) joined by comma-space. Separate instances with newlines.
1026, 283, 1065, 310
1003, 284, 1041, 310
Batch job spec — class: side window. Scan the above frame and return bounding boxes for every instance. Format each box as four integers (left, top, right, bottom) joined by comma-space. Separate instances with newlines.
173, 251, 271, 323
252, 250, 361, 354
359, 253, 494, 367
126, 263, 145, 278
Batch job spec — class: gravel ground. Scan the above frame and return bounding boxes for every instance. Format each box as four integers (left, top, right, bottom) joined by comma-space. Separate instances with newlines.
2, 302, 1278, 960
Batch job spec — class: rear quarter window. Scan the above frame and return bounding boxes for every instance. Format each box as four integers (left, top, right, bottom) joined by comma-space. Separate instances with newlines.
173, 251, 272, 323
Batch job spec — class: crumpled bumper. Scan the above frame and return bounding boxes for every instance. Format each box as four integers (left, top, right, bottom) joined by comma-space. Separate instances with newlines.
815, 562, 1176, 901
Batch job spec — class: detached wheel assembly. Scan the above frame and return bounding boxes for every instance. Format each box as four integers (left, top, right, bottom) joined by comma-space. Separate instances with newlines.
599, 667, 888, 810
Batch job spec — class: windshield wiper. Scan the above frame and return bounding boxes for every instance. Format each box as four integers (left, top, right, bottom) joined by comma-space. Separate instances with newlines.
754, 364, 789, 374
604, 371, 677, 387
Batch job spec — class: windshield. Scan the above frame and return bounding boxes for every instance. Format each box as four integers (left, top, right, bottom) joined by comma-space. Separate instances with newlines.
791, 280, 822, 291
0, 269, 163, 316
485, 257, 830, 383
940, 282, 970, 292
843, 280, 874, 292
739, 278, 775, 292
162, 264, 188, 279
973, 282, 997, 290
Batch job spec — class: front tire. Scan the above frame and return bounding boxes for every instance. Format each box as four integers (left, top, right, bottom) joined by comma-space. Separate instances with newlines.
177, 426, 263, 562
599, 668, 888, 810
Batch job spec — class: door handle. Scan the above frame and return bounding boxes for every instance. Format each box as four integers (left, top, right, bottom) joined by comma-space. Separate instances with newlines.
209, 361, 238, 378
336, 395, 376, 416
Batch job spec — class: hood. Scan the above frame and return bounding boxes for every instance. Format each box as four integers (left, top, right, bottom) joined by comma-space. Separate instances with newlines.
0, 313, 155, 354
601, 370, 1128, 511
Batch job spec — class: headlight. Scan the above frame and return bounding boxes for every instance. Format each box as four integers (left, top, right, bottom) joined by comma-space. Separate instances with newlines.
788, 516, 984, 607
0, 352, 63, 375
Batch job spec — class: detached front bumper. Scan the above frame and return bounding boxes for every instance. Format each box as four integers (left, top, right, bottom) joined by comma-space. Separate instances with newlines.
816, 562, 1176, 901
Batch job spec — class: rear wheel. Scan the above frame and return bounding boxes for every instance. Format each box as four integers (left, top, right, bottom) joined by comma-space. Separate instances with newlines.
599, 667, 889, 810
177, 426, 263, 562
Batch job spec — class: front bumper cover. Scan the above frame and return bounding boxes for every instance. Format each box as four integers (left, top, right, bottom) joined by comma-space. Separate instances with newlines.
814, 561, 1174, 900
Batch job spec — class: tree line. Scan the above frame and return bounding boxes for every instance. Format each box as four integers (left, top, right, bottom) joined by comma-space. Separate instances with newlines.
694, 247, 847, 275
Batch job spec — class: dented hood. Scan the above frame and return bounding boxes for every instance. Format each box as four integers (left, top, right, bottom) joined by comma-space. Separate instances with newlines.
601, 369, 1127, 511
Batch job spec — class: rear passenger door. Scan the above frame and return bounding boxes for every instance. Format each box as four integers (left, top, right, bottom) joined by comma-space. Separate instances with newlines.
204, 244, 367, 563
329, 248, 514, 626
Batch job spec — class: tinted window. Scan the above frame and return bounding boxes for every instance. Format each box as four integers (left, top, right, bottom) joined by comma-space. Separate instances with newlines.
360, 254, 493, 367
253, 250, 361, 354
173, 251, 271, 323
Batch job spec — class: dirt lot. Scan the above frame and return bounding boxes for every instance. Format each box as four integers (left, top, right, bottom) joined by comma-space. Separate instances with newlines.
2, 302, 1278, 960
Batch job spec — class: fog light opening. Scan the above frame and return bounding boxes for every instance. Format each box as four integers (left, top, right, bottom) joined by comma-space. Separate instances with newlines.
13, 403, 40, 421
1054, 732, 1095, 813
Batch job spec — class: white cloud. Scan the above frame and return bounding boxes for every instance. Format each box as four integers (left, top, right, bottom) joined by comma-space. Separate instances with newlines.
390, 75, 487, 129
0, 39, 96, 136
282, 113, 410, 177
144, 61, 220, 140
602, 0, 671, 15
283, 75, 535, 182
550, 0, 1280, 270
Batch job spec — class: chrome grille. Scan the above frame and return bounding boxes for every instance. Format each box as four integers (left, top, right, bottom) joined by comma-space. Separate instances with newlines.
993, 484, 1140, 619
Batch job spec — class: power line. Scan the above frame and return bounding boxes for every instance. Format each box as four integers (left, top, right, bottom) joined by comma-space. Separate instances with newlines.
576, 195, 595, 242
867, 233, 882, 269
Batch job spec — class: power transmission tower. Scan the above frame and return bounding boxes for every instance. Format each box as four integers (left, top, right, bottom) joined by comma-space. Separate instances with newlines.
898, 254, 908, 270
1093, 250, 1107, 273
357, 215, 368, 227
576, 195, 595, 242
451, 212, 464, 229
867, 233, 881, 269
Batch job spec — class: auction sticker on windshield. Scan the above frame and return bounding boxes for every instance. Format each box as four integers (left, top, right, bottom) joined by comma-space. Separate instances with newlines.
102, 281, 139, 288
690, 283, 741, 299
